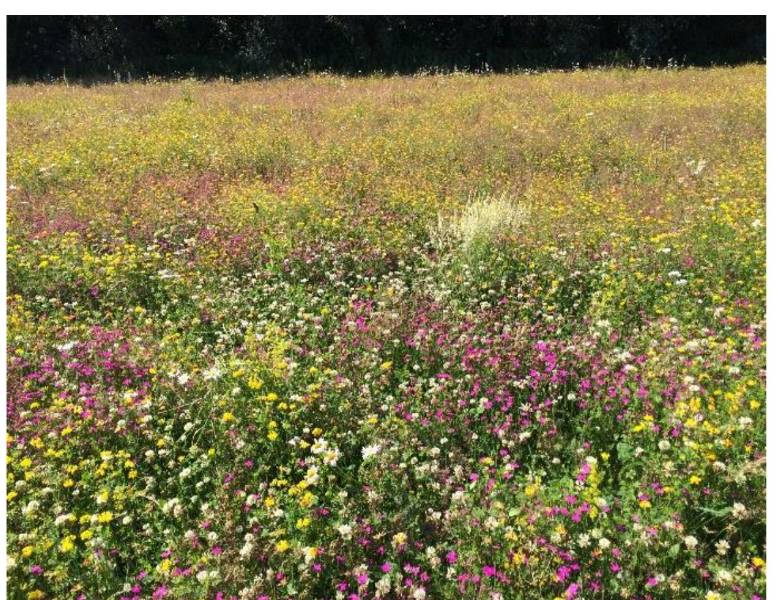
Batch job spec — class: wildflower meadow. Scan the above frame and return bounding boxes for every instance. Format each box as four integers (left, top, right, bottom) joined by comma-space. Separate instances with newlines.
6, 66, 766, 599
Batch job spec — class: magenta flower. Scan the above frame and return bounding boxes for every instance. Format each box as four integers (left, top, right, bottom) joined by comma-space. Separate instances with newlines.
380, 562, 392, 573
565, 583, 581, 600
445, 550, 458, 564
152, 586, 169, 600
482, 565, 496, 578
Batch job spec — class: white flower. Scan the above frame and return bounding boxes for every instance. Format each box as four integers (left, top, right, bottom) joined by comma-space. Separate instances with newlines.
715, 539, 730, 556
376, 577, 391, 595
361, 444, 382, 461
716, 569, 732, 584
738, 416, 753, 429
337, 524, 353, 538
684, 535, 698, 550
177, 373, 191, 386
239, 542, 254, 560
731, 502, 748, 519
55, 513, 73, 526
203, 366, 222, 381
413, 587, 426, 600
578, 534, 591, 548
323, 448, 341, 467
658, 440, 671, 451
598, 537, 611, 550
311, 438, 328, 454
22, 500, 39, 515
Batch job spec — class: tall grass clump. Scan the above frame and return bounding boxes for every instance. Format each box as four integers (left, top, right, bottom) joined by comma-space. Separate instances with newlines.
431, 191, 528, 254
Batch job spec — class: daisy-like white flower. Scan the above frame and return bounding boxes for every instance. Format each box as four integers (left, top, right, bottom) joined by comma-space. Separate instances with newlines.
361, 444, 382, 460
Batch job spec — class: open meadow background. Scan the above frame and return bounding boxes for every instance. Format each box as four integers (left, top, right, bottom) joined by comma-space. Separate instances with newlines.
6, 55, 766, 600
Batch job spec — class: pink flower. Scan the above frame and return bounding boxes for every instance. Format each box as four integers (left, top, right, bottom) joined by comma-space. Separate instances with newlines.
445, 550, 458, 564
381, 562, 392, 573
482, 565, 496, 578
152, 586, 169, 600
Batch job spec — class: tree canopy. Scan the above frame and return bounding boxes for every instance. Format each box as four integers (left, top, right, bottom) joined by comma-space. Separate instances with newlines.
7, 16, 766, 81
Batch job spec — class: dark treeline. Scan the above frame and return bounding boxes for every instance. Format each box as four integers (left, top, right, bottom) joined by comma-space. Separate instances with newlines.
8, 15, 766, 81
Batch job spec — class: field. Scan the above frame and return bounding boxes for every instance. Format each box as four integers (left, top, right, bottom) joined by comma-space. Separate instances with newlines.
6, 67, 766, 599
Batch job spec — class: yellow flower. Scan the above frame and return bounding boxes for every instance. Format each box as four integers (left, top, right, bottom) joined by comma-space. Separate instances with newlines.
296, 517, 311, 529
689, 475, 702, 485
21, 545, 34, 558
275, 539, 290, 552
752, 557, 765, 568
267, 430, 278, 441
27, 591, 45, 600
97, 511, 113, 523
80, 529, 93, 541
380, 361, 393, 371
60, 536, 75, 553
299, 491, 316, 508
221, 411, 235, 423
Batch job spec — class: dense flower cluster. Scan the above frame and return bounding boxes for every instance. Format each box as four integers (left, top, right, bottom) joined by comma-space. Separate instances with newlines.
7, 67, 765, 599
